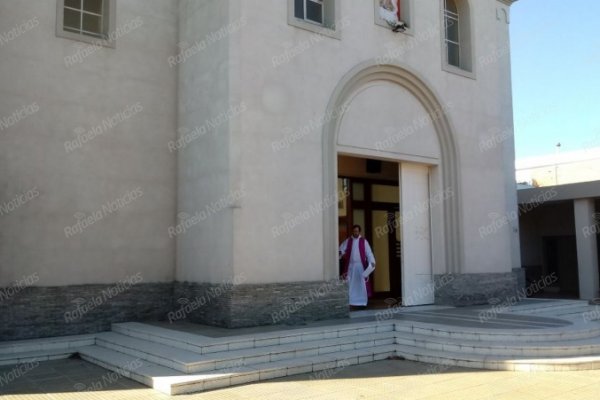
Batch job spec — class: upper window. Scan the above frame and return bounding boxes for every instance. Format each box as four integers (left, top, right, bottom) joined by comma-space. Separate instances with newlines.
442, 0, 473, 74
375, 0, 410, 33
295, 0, 324, 26
288, 0, 341, 38
56, 0, 116, 47
444, 0, 460, 67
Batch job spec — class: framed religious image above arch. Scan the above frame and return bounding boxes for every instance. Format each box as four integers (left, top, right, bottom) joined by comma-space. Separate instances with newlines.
375, 0, 410, 33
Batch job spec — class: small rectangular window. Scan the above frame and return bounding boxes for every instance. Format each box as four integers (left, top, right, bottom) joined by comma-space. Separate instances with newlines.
288, 0, 340, 38
56, 0, 116, 47
63, 0, 107, 38
295, 0, 324, 26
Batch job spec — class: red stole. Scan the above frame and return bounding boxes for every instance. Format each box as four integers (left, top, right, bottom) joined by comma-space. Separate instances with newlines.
342, 237, 373, 298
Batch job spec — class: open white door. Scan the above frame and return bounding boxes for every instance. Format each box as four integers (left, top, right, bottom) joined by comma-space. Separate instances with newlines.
401, 163, 434, 305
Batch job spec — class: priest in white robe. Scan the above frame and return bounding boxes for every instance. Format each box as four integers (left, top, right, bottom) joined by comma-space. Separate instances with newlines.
339, 225, 376, 306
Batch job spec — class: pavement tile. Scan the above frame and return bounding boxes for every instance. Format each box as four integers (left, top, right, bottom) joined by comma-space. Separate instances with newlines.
1, 357, 600, 399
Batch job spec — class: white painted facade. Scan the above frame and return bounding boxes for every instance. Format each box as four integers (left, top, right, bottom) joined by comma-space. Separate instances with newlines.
1, 0, 519, 309
0, 0, 178, 286
203, 0, 521, 287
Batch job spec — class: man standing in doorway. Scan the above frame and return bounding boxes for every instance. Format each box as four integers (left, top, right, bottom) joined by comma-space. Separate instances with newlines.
339, 225, 376, 307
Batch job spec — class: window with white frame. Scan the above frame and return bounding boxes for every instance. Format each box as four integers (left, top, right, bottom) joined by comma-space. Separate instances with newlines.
288, 0, 340, 38
56, 0, 116, 47
444, 0, 460, 67
295, 0, 324, 26
442, 0, 472, 73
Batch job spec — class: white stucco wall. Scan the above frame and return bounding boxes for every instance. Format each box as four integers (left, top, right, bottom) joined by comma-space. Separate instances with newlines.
176, 0, 239, 283
229, 0, 518, 283
338, 83, 441, 162
0, 0, 178, 286
464, 0, 519, 274
1, 0, 519, 288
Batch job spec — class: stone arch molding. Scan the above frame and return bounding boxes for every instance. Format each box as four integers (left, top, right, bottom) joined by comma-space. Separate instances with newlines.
322, 60, 463, 279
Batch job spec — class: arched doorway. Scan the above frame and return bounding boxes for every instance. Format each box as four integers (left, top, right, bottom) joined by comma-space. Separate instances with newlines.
322, 61, 462, 305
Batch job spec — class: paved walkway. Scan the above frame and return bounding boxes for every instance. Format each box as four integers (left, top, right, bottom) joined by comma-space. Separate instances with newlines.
1, 357, 599, 399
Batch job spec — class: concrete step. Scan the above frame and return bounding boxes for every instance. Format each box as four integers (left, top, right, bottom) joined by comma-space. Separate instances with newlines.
395, 344, 600, 372
554, 308, 600, 319
513, 304, 597, 319
82, 337, 600, 397
0, 334, 95, 355
96, 330, 396, 373
72, 317, 600, 395
549, 308, 600, 322
394, 321, 600, 342
0, 348, 75, 366
395, 331, 600, 358
509, 300, 589, 314
100, 325, 600, 373
112, 321, 396, 354
78, 343, 396, 395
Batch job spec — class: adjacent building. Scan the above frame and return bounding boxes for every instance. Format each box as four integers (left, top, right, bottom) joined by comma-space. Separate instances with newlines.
517, 148, 600, 300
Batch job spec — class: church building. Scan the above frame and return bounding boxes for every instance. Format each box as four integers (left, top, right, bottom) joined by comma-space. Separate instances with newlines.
0, 0, 520, 341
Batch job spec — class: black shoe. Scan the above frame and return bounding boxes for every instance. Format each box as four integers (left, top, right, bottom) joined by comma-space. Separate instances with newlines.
393, 21, 407, 33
